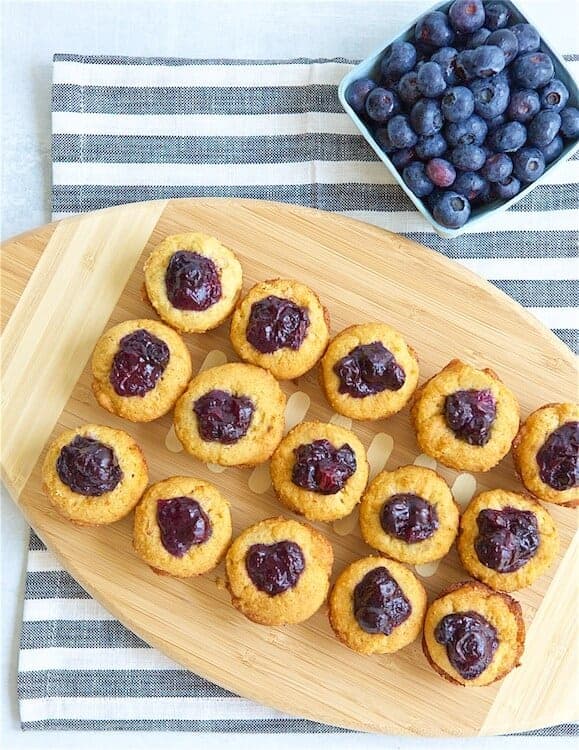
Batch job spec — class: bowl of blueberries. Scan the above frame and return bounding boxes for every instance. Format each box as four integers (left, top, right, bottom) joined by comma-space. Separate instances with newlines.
339, 0, 579, 237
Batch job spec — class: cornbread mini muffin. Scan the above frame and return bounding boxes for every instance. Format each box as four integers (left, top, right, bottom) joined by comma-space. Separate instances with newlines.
225, 516, 333, 625
411, 359, 520, 472
320, 323, 419, 421
270, 421, 369, 522
512, 403, 579, 506
329, 556, 427, 654
230, 278, 330, 380
457, 489, 559, 592
42, 424, 148, 526
423, 581, 525, 687
174, 363, 286, 467
143, 232, 243, 334
359, 465, 459, 565
91, 318, 192, 423
133, 476, 232, 577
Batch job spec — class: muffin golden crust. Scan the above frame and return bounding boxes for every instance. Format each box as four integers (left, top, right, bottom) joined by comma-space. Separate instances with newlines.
512, 403, 579, 506
91, 318, 192, 423
133, 476, 232, 577
457, 489, 559, 592
359, 465, 459, 565
230, 278, 330, 380
174, 362, 286, 467
329, 556, 427, 654
225, 516, 333, 625
320, 323, 419, 421
270, 421, 369, 522
422, 581, 525, 687
411, 359, 520, 472
42, 424, 148, 525
143, 232, 243, 334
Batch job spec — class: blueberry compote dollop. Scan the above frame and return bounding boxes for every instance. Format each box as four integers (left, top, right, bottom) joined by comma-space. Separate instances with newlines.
165, 251, 221, 311
474, 506, 539, 573
536, 421, 579, 491
246, 295, 309, 354
333, 341, 406, 398
435, 611, 499, 680
245, 541, 305, 596
56, 436, 122, 496
292, 439, 356, 495
156, 497, 211, 557
353, 567, 411, 635
444, 388, 497, 445
193, 389, 254, 444
110, 329, 170, 397
380, 493, 439, 543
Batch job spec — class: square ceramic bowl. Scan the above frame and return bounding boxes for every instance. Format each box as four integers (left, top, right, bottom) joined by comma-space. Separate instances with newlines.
338, 0, 579, 238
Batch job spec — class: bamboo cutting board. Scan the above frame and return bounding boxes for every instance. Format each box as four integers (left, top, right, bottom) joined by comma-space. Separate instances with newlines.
1, 198, 577, 736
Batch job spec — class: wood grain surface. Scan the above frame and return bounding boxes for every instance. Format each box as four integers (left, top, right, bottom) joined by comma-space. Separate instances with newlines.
1, 198, 577, 735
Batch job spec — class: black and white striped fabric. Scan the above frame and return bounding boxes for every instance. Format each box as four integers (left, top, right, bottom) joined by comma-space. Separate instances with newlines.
18, 53, 578, 733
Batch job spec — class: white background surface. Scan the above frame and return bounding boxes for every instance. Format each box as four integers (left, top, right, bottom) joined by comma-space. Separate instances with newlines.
1, 0, 576, 748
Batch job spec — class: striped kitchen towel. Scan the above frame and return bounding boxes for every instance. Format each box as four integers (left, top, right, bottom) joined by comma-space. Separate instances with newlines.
17, 53, 578, 732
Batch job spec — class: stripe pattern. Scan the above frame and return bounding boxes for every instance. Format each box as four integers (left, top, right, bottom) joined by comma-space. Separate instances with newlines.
19, 53, 578, 733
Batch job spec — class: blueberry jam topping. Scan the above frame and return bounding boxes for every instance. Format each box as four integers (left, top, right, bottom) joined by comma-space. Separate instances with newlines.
245, 541, 305, 596
56, 436, 122, 496
292, 439, 357, 495
435, 611, 499, 680
333, 341, 406, 398
193, 389, 254, 445
157, 497, 212, 557
536, 421, 579, 491
165, 251, 221, 311
380, 493, 440, 544
353, 567, 412, 635
109, 329, 170, 397
474, 506, 539, 573
444, 388, 497, 446
246, 295, 309, 354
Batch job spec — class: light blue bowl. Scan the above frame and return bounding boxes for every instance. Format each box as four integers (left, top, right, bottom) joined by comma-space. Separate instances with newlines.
338, 0, 579, 238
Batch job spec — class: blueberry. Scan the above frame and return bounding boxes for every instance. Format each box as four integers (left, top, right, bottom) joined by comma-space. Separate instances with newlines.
506, 89, 541, 123
345, 78, 376, 117
381, 42, 417, 82
445, 114, 488, 146
538, 79, 569, 114
441, 86, 475, 122
390, 147, 416, 170
512, 52, 554, 89
513, 146, 546, 182
493, 175, 521, 199
511, 24, 540, 55
486, 29, 518, 65
484, 2, 510, 31
481, 152, 513, 182
415, 133, 448, 160
453, 170, 489, 201
449, 0, 485, 34
374, 127, 396, 153
457, 45, 505, 80
528, 110, 562, 148
451, 143, 487, 171
486, 113, 506, 130
464, 27, 491, 48
433, 190, 472, 227
426, 157, 457, 187
470, 75, 509, 118
415, 11, 455, 48
403, 161, 434, 197
431, 47, 460, 85
486, 121, 527, 152
417, 61, 447, 97
410, 98, 444, 136
365, 87, 400, 123
387, 114, 418, 148
397, 71, 422, 106
560, 107, 579, 138
541, 134, 564, 164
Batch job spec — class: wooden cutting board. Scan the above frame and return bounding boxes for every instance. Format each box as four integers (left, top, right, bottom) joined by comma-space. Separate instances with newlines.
1, 198, 577, 736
